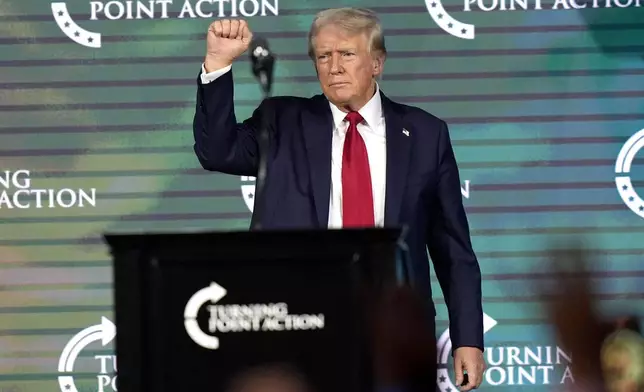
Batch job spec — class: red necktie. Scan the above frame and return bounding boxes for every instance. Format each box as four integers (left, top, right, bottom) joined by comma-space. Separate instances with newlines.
342, 111, 375, 227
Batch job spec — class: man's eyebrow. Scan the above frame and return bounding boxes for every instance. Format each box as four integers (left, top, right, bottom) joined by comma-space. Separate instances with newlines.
317, 47, 357, 53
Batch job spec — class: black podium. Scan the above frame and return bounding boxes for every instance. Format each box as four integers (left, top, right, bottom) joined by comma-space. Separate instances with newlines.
105, 228, 432, 392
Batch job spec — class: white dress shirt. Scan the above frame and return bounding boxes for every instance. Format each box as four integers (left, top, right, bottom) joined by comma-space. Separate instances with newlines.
200, 64, 387, 228
326, 86, 386, 228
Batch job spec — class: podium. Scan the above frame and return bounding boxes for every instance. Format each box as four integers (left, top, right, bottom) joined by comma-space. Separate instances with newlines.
105, 228, 433, 392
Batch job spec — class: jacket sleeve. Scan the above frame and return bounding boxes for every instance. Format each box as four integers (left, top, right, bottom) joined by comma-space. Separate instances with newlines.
192, 67, 271, 176
426, 120, 484, 352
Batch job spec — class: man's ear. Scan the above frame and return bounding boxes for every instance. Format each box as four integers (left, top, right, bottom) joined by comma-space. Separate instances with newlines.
372, 55, 385, 77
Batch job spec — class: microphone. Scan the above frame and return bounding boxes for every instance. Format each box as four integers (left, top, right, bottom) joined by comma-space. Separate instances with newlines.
249, 36, 275, 230
249, 36, 275, 97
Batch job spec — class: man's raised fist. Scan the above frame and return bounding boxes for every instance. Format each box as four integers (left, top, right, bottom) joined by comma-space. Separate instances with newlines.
205, 19, 253, 71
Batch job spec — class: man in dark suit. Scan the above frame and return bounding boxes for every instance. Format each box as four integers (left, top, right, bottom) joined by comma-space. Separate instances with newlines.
193, 7, 485, 390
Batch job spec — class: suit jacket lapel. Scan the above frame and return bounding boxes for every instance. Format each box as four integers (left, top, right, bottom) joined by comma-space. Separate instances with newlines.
302, 94, 333, 227
382, 92, 412, 226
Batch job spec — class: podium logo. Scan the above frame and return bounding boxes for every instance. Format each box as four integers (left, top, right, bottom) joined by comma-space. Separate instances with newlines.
615, 128, 644, 219
437, 313, 576, 389
425, 0, 642, 40
0, 170, 97, 209
51, 0, 279, 49
58, 317, 117, 392
184, 281, 325, 350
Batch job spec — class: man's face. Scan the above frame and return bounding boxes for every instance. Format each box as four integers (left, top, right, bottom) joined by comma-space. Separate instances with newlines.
312, 25, 383, 110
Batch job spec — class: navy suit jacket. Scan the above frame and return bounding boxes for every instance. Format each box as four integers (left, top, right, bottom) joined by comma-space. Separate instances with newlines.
192, 69, 484, 351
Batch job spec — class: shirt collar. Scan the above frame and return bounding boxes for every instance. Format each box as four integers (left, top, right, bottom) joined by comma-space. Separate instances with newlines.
328, 83, 383, 134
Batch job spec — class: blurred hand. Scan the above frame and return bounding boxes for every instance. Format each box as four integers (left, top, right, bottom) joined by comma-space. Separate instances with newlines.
536, 242, 608, 391
205, 19, 253, 71
453, 346, 485, 390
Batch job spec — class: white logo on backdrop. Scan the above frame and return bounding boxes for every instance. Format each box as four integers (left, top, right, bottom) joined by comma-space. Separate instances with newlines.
58, 317, 117, 392
51, 0, 279, 48
425, 0, 642, 40
52, 3, 102, 48
241, 176, 256, 212
425, 0, 475, 39
437, 313, 575, 389
184, 281, 325, 350
615, 128, 644, 219
0, 170, 97, 209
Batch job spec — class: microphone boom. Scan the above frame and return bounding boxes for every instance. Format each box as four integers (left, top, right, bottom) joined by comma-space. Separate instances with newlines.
248, 36, 276, 230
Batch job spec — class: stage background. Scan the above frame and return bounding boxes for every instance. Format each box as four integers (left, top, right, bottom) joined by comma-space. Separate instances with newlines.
1, 0, 643, 391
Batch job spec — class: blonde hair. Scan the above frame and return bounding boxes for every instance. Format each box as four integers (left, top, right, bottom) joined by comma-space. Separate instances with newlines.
601, 329, 644, 388
307, 7, 387, 60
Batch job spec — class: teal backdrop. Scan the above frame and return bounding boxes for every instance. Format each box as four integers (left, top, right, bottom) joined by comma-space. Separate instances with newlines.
0, 0, 643, 391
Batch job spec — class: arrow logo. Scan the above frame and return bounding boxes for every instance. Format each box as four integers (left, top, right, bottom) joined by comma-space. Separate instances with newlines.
424, 0, 475, 40
615, 128, 644, 219
57, 317, 116, 392
184, 282, 227, 350
51, 2, 102, 48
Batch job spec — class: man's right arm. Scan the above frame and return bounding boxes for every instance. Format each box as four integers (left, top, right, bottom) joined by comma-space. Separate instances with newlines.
193, 63, 269, 176
192, 19, 263, 176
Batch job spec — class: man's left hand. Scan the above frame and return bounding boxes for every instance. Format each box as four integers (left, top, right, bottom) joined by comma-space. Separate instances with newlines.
453, 346, 486, 391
